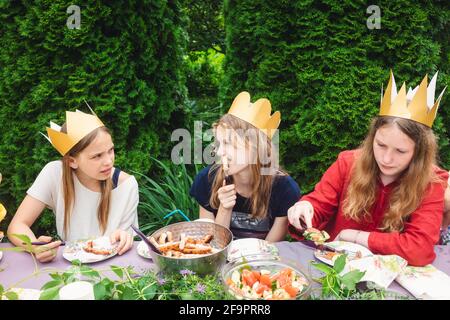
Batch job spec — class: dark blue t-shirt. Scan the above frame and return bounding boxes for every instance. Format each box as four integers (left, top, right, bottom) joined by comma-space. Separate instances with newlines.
189, 166, 301, 239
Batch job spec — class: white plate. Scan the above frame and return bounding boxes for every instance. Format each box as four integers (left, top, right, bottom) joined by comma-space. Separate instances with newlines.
313, 241, 372, 266
227, 238, 279, 262
137, 241, 152, 259
63, 236, 118, 264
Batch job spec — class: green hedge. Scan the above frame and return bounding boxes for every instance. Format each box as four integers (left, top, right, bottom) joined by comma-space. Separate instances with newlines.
221, 0, 450, 192
0, 0, 188, 233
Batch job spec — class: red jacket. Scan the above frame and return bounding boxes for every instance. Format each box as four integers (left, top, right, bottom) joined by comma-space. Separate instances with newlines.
289, 150, 448, 266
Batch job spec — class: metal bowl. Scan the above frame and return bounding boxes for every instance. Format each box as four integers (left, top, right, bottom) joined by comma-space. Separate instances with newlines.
148, 221, 233, 276
220, 255, 312, 300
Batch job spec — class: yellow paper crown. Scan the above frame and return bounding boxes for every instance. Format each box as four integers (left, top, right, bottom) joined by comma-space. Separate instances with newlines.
227, 91, 281, 138
379, 71, 446, 128
42, 104, 105, 156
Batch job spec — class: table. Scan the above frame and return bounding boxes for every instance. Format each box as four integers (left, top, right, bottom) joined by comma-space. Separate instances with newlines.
1, 241, 449, 298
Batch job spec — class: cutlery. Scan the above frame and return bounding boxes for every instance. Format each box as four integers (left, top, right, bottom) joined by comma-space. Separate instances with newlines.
131, 225, 161, 255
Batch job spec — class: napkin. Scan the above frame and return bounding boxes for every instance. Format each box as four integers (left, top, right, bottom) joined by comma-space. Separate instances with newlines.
395, 265, 450, 299
342, 254, 407, 289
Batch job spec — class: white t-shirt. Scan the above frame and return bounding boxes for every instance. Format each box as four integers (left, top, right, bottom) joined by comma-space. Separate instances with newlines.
27, 161, 139, 241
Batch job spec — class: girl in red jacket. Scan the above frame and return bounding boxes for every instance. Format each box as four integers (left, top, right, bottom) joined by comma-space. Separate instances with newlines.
288, 71, 447, 266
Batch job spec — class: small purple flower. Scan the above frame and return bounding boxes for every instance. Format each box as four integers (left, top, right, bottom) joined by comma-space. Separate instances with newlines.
157, 277, 166, 285
131, 274, 142, 279
195, 283, 206, 294
179, 269, 195, 276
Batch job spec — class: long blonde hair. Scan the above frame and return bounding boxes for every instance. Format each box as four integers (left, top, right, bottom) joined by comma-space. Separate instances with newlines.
61, 126, 113, 236
343, 116, 442, 231
209, 114, 284, 219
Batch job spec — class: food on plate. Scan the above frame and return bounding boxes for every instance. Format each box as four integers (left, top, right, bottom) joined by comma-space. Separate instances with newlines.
303, 227, 330, 244
147, 232, 218, 258
82, 237, 115, 256
315, 248, 363, 263
225, 267, 308, 300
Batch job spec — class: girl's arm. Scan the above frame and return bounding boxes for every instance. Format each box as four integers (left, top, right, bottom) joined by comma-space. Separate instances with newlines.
368, 180, 445, 266
265, 216, 288, 242
299, 151, 352, 229
198, 205, 215, 221
7, 195, 46, 246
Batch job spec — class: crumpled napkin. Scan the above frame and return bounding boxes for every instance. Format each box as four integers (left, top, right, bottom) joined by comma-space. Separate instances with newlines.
341, 254, 407, 289
395, 265, 450, 300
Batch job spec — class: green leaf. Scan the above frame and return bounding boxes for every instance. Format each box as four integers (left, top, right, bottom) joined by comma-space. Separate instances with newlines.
333, 254, 347, 274
94, 283, 106, 300
41, 280, 63, 291
0, 246, 27, 252
71, 259, 82, 267
5, 291, 19, 300
110, 265, 124, 279
39, 286, 60, 300
142, 284, 156, 300
49, 273, 62, 281
311, 262, 334, 275
0, 284, 3, 296
121, 286, 136, 300
80, 266, 101, 279
340, 270, 366, 291
11, 234, 32, 245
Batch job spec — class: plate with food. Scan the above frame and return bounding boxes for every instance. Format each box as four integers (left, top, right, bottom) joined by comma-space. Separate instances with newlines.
227, 238, 279, 262
313, 241, 372, 266
137, 230, 219, 259
63, 236, 118, 263
222, 258, 311, 300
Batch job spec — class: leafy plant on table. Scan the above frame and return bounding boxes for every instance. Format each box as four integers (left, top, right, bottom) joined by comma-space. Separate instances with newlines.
0, 234, 48, 272
38, 263, 230, 300
311, 254, 365, 299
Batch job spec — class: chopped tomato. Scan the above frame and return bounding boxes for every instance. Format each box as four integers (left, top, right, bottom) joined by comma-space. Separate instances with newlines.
252, 270, 261, 281
255, 283, 270, 295
282, 284, 299, 297
242, 269, 258, 287
259, 274, 272, 287
277, 275, 290, 287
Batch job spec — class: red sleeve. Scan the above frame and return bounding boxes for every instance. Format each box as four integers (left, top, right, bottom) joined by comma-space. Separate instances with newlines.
368, 171, 448, 266
288, 150, 353, 239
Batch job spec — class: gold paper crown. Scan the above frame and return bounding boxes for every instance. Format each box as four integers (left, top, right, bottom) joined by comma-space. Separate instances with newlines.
379, 70, 446, 127
42, 104, 105, 156
227, 91, 281, 138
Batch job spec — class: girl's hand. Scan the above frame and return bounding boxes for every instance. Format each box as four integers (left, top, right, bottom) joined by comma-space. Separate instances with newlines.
287, 201, 314, 230
34, 236, 62, 263
218, 180, 237, 210
110, 229, 133, 255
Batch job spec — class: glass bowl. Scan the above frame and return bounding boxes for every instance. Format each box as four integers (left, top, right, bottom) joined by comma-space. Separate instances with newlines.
220, 255, 312, 300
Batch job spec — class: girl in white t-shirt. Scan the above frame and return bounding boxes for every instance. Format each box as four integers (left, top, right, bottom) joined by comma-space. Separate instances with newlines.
7, 110, 139, 262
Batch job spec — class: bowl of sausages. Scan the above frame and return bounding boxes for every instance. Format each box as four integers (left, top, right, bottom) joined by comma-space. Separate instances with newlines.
147, 221, 233, 276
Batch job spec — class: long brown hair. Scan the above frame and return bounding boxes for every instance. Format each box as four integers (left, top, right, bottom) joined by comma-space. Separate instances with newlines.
343, 116, 442, 231
61, 126, 113, 237
209, 114, 284, 219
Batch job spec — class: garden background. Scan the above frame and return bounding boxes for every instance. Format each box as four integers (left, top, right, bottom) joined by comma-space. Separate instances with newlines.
0, 0, 449, 237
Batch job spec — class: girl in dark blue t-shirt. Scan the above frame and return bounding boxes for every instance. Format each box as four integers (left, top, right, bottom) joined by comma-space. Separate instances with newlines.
189, 92, 301, 241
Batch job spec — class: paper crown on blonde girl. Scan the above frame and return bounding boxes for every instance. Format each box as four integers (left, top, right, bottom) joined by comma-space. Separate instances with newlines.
41, 103, 105, 156
227, 91, 281, 139
379, 70, 446, 128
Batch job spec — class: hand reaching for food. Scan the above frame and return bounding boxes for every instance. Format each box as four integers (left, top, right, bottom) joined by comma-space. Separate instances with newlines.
287, 201, 314, 230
